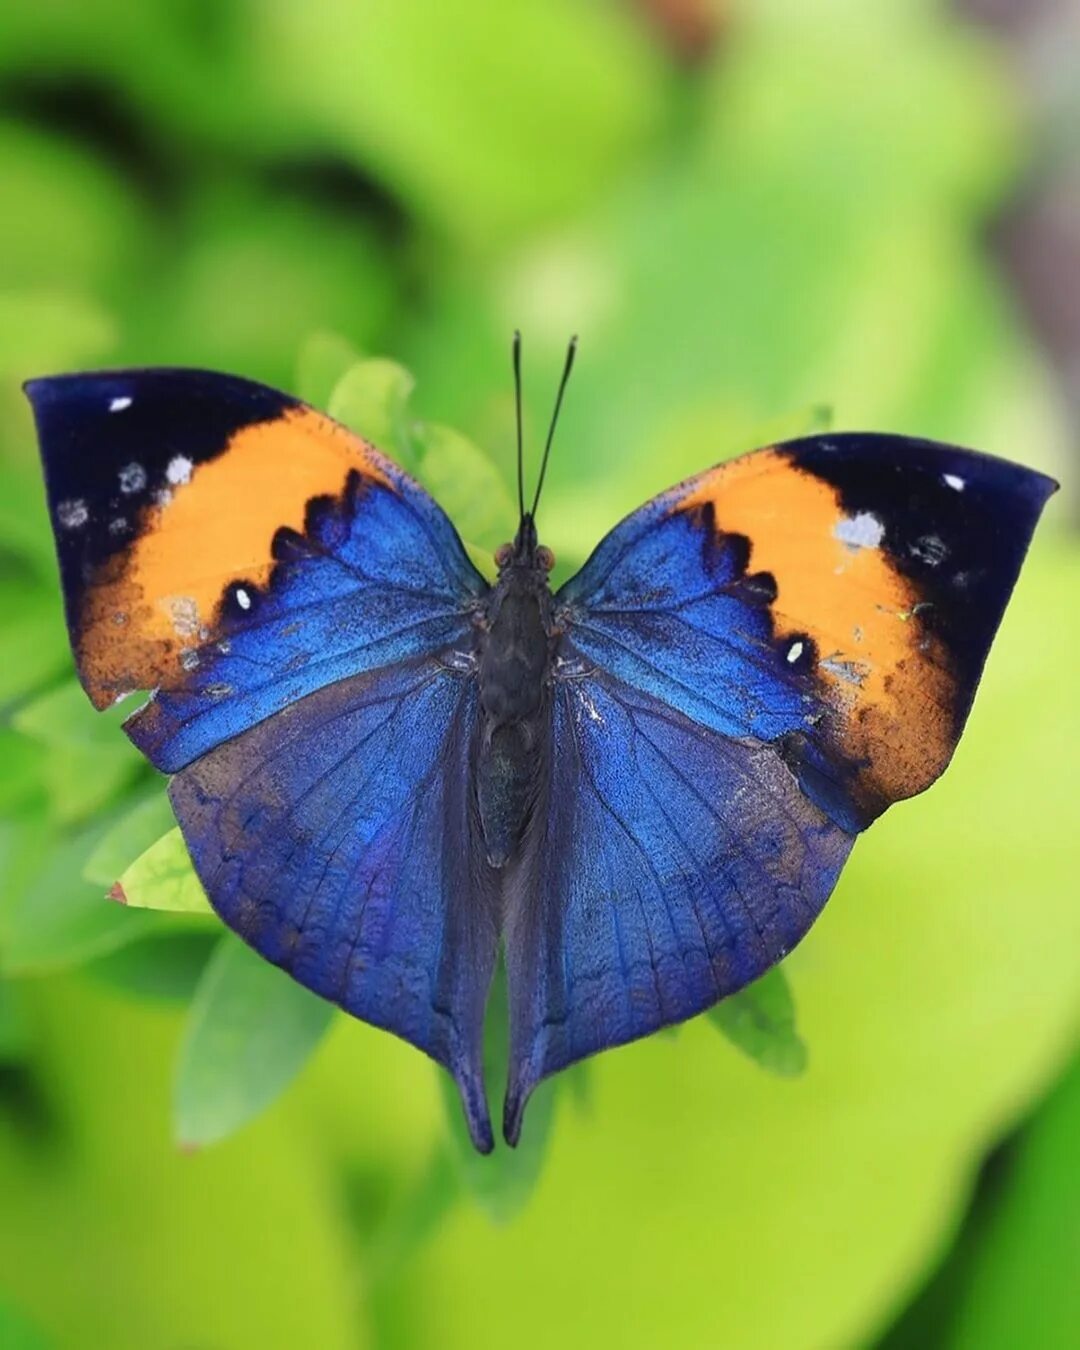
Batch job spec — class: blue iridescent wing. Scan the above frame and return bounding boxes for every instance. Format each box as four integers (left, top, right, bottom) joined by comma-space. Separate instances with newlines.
26, 369, 498, 1146
504, 669, 852, 1143
171, 659, 499, 1151
504, 434, 1055, 1138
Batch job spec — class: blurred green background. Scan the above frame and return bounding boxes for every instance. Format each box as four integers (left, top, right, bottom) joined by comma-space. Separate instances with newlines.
1, 1, 1078, 1347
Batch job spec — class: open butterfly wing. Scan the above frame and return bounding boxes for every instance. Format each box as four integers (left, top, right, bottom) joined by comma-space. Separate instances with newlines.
504, 434, 1056, 1136
171, 659, 500, 1151
556, 434, 1057, 832
27, 369, 499, 1147
504, 669, 852, 1143
25, 369, 487, 770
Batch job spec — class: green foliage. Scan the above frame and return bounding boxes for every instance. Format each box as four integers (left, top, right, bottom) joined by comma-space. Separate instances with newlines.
708, 966, 808, 1078
173, 935, 333, 1149
113, 826, 213, 915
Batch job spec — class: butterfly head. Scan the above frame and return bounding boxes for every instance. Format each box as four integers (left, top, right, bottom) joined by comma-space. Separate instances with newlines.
494, 513, 555, 575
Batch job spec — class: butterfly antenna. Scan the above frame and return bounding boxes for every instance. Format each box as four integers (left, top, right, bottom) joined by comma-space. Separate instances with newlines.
513, 330, 525, 523
530, 334, 578, 520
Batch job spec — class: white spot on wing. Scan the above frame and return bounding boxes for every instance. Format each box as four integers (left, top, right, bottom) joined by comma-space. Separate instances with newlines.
166, 455, 193, 486
786, 640, 805, 664
109, 396, 132, 412
834, 511, 884, 550
57, 499, 88, 529
169, 597, 200, 639
235, 587, 252, 611
118, 462, 146, 494
943, 473, 965, 491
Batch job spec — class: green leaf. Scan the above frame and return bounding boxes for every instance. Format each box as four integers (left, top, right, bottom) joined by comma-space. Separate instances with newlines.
0, 589, 70, 710
13, 680, 146, 824
82, 793, 176, 889
0, 728, 46, 816
439, 961, 556, 1222
327, 358, 416, 462
174, 935, 333, 1148
946, 1056, 1080, 1350
114, 827, 214, 915
12, 678, 131, 749
4, 819, 158, 975
707, 966, 808, 1078
0, 978, 30, 1063
0, 290, 115, 376
83, 930, 219, 1004
413, 422, 515, 554
295, 329, 363, 409
0, 1299, 52, 1350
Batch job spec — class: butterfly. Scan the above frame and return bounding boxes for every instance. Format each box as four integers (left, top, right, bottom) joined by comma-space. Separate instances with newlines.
25, 337, 1056, 1152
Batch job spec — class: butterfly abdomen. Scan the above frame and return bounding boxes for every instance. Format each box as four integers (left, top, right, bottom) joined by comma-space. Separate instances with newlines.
476, 566, 555, 868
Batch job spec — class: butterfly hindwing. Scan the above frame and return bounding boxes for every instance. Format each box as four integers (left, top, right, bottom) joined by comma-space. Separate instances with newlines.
171, 657, 500, 1151
556, 433, 1057, 833
25, 369, 487, 770
503, 667, 853, 1142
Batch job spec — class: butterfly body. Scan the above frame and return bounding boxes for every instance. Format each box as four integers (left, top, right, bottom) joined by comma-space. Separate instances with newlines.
25, 365, 1057, 1153
476, 514, 556, 869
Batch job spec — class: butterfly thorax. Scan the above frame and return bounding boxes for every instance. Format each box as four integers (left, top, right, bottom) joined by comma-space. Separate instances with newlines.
476, 516, 557, 869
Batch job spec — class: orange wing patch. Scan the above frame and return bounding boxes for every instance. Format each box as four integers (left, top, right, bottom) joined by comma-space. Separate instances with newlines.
77, 408, 390, 706
679, 450, 957, 809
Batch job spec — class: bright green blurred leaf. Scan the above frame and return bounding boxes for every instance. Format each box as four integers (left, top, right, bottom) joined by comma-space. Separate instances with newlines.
328, 358, 416, 463
82, 793, 176, 890
115, 827, 213, 915
0, 590, 70, 710
174, 935, 333, 1149
261, 0, 665, 245
0, 292, 115, 377
4, 820, 157, 975
0, 979, 29, 1063
0, 1298, 52, 1350
707, 966, 808, 1078
296, 330, 364, 410
0, 729, 46, 817
948, 1056, 1080, 1350
439, 963, 556, 1223
13, 678, 129, 749
413, 423, 515, 554
14, 681, 146, 825
83, 930, 220, 1005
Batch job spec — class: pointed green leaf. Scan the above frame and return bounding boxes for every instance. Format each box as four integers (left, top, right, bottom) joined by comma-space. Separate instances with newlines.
707, 965, 808, 1077
174, 935, 333, 1148
82, 793, 176, 889
114, 826, 214, 915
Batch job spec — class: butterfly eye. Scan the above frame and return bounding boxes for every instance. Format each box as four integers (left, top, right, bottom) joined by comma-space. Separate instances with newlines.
495, 543, 513, 568
537, 546, 555, 572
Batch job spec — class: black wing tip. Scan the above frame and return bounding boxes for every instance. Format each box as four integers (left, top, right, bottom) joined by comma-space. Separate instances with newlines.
22, 367, 302, 413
